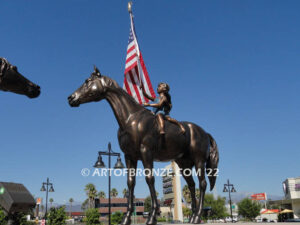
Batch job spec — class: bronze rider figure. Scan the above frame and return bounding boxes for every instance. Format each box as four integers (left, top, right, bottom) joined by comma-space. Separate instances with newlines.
143, 82, 185, 134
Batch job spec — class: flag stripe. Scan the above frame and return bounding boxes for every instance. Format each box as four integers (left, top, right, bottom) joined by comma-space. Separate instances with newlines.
139, 53, 156, 97
123, 13, 156, 104
123, 78, 132, 97
128, 71, 142, 104
125, 53, 137, 64
127, 45, 135, 54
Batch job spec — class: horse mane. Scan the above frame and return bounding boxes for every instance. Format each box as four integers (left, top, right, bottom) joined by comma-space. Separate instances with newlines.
101, 75, 149, 111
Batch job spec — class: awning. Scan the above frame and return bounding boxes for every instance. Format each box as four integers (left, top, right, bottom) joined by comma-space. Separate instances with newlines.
279, 209, 294, 214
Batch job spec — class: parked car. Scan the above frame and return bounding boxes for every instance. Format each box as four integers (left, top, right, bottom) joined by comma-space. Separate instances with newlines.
225, 217, 238, 223
285, 218, 300, 222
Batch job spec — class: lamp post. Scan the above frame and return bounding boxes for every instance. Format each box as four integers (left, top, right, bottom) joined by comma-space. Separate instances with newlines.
94, 142, 125, 225
40, 178, 55, 224
223, 179, 236, 222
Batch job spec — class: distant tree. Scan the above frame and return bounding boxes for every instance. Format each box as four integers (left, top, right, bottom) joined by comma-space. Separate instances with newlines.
144, 196, 152, 212
0, 208, 7, 225
41, 205, 45, 213
182, 185, 200, 205
98, 191, 106, 199
81, 199, 89, 211
84, 183, 97, 209
84, 208, 100, 225
123, 188, 128, 198
9, 212, 30, 225
182, 185, 191, 204
48, 206, 67, 225
111, 211, 123, 225
203, 194, 227, 219
49, 198, 54, 208
238, 198, 261, 220
182, 206, 192, 218
110, 188, 118, 198
69, 198, 74, 217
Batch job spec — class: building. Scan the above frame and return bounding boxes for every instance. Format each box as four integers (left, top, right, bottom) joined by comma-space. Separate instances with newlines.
97, 198, 145, 217
270, 177, 300, 219
162, 162, 183, 222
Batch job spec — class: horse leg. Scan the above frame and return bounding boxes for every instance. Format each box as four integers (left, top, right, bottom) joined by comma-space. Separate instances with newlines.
193, 161, 207, 224
175, 159, 196, 223
121, 155, 137, 225
141, 145, 159, 225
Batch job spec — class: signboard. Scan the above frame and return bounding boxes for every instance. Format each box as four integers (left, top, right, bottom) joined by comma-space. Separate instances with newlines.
251, 193, 267, 201
36, 197, 42, 205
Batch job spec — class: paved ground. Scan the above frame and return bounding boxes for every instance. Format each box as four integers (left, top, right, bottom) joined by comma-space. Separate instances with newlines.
167, 224, 300, 225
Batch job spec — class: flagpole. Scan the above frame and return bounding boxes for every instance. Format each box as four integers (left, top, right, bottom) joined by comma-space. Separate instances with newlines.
127, 1, 144, 92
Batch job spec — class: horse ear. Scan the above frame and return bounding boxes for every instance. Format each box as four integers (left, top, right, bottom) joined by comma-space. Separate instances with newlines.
93, 65, 101, 77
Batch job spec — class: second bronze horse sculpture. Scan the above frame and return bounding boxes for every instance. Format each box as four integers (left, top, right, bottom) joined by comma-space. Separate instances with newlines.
68, 67, 219, 225
0, 57, 40, 98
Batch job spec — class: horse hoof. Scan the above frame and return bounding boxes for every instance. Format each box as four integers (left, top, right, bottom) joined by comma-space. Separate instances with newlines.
146, 217, 157, 225
189, 214, 196, 223
121, 216, 131, 225
193, 215, 202, 224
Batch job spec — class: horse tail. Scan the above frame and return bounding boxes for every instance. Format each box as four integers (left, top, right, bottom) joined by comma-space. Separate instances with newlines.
206, 133, 219, 191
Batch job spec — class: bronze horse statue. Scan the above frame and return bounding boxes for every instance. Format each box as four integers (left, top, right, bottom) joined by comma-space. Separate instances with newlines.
68, 67, 219, 225
0, 58, 40, 98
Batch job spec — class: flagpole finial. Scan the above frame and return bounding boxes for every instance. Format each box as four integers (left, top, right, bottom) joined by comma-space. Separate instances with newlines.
128, 1, 133, 13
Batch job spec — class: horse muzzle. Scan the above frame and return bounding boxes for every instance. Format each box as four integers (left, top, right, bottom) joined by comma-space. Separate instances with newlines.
27, 84, 41, 98
68, 93, 80, 107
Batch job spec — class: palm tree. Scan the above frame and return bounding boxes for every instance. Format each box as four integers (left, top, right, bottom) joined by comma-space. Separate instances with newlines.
123, 188, 128, 198
98, 191, 106, 199
110, 188, 118, 198
49, 198, 54, 208
41, 204, 45, 213
69, 198, 74, 217
84, 183, 97, 209
182, 185, 191, 205
81, 199, 89, 211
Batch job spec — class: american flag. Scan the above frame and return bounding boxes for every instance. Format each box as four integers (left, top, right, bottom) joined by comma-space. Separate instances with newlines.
123, 11, 156, 104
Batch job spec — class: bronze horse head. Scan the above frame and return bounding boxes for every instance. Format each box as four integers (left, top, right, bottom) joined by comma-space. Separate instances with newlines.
0, 58, 40, 98
68, 66, 219, 225
68, 66, 120, 107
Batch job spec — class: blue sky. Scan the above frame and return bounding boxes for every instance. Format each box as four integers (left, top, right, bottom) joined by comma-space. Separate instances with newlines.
0, 0, 299, 204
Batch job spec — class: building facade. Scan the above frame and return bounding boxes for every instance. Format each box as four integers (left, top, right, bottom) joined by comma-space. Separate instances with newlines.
270, 177, 300, 219
162, 162, 183, 222
96, 198, 145, 217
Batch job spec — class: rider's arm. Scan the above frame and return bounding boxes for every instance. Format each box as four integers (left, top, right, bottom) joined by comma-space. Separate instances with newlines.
142, 88, 155, 102
146, 96, 166, 108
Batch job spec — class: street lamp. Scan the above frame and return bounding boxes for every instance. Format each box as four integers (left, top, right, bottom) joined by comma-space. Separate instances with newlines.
94, 142, 125, 225
40, 178, 55, 224
223, 179, 236, 222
